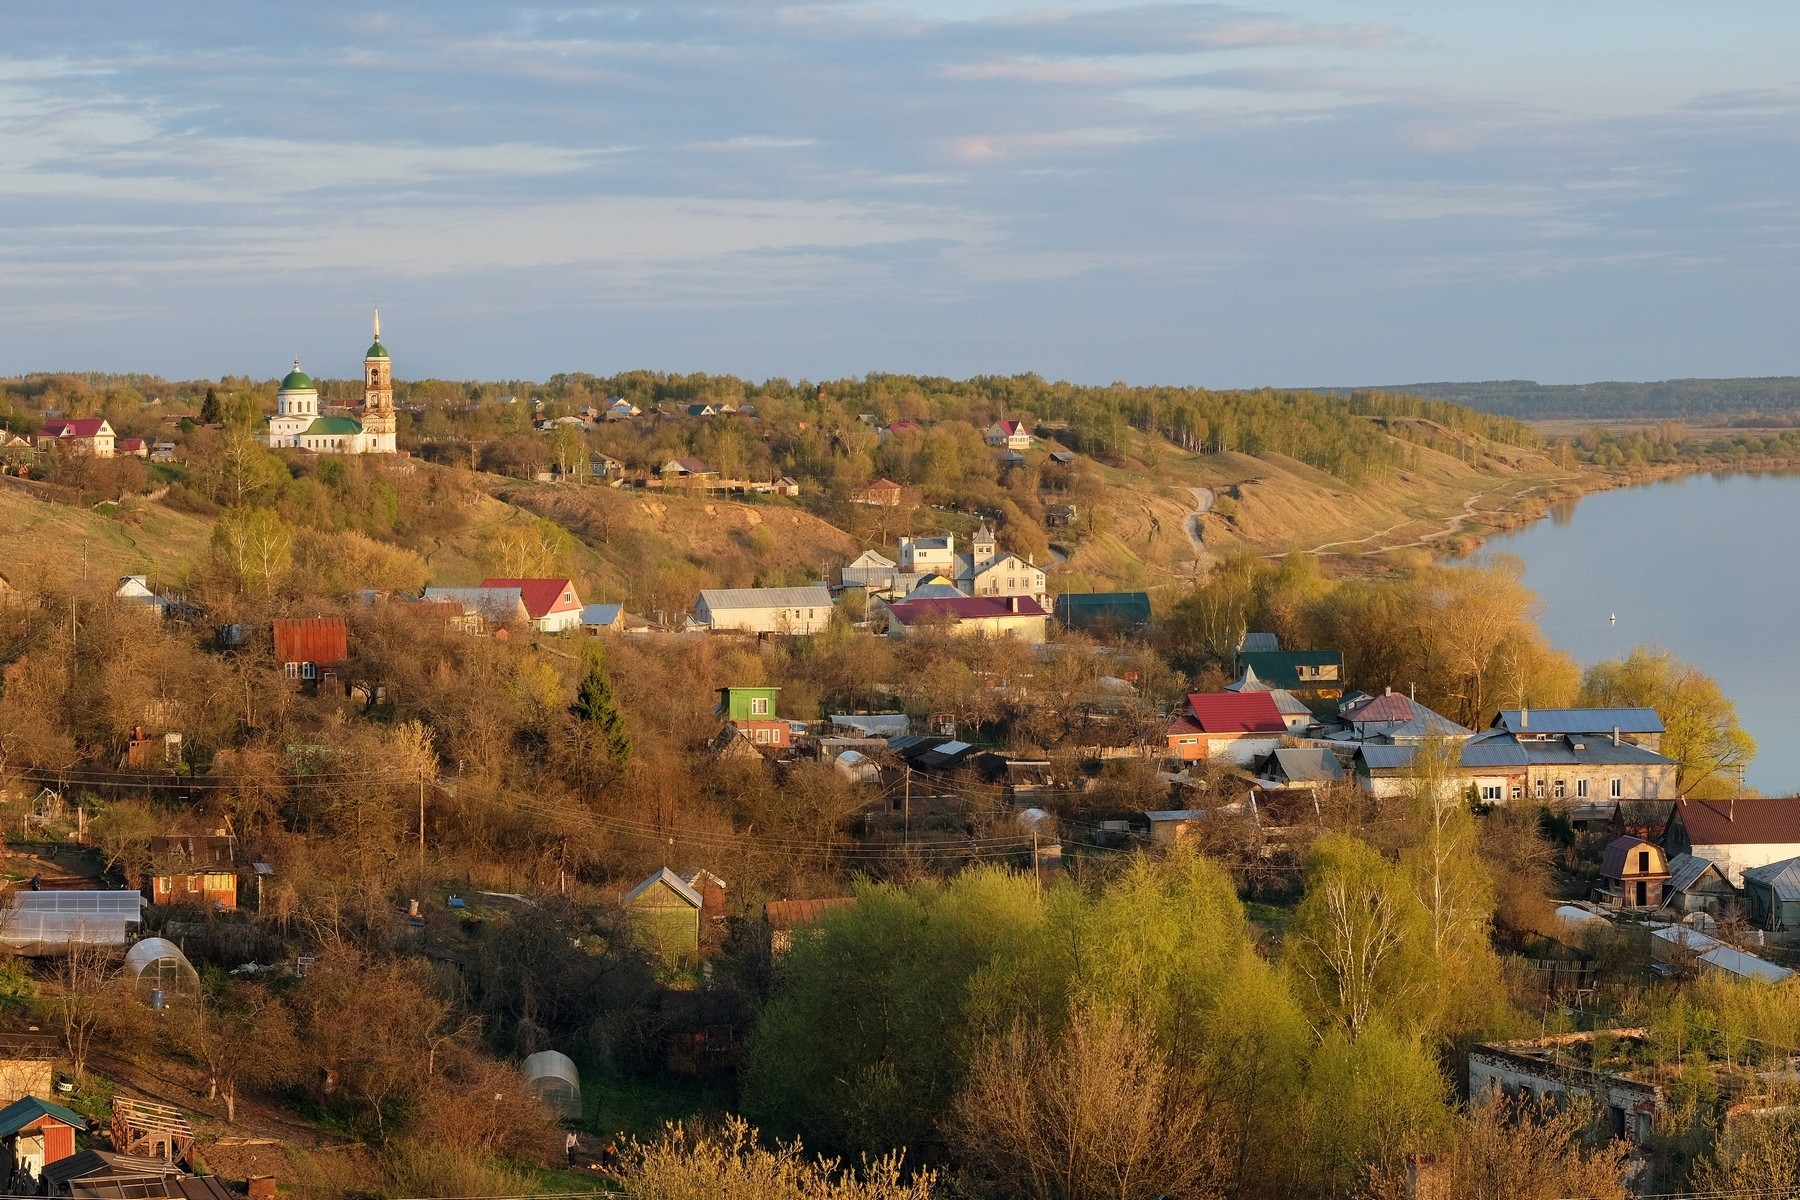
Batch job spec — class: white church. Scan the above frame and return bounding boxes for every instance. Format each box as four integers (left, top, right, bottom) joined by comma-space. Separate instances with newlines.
265, 311, 399, 454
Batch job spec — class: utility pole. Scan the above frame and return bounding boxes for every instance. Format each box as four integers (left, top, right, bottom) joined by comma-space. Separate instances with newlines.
418, 767, 427, 870
903, 765, 911, 847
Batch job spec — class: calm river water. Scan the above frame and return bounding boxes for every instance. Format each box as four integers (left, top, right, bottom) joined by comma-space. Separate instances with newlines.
1473, 471, 1797, 793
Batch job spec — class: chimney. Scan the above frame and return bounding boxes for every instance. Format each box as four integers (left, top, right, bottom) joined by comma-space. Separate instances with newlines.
1520, 706, 1528, 730
1009, 595, 1019, 613
1613, 725, 1620, 747
1384, 686, 1392, 696
1410, 682, 1416, 701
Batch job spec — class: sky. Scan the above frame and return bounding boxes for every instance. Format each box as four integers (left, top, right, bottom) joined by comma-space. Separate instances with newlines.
4, 2, 1799, 387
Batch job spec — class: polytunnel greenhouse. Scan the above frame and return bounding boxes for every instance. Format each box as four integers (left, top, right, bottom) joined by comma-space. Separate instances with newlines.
122, 937, 199, 1009
520, 1050, 581, 1119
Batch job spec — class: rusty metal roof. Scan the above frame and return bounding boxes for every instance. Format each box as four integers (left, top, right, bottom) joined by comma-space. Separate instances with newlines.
271, 617, 347, 666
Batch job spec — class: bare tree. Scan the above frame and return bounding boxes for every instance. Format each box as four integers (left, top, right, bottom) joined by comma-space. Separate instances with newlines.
53, 939, 117, 1083
947, 1008, 1224, 1200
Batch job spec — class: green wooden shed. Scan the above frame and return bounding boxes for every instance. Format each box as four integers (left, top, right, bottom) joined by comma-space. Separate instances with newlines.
1742, 857, 1800, 931
623, 867, 703, 962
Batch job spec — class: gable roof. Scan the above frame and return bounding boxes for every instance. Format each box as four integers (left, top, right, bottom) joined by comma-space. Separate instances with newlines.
699, 586, 833, 612
1676, 798, 1800, 848
1184, 691, 1286, 735
886, 595, 1049, 626
1493, 708, 1664, 736
1664, 853, 1725, 896
663, 456, 715, 474
1742, 857, 1800, 902
623, 867, 703, 909
581, 602, 623, 628
1239, 631, 1280, 653
422, 585, 528, 623
0, 1094, 87, 1135
271, 617, 348, 666
1270, 747, 1345, 784
39, 418, 111, 439
765, 897, 856, 929
1237, 649, 1343, 690
860, 477, 903, 493
478, 578, 580, 619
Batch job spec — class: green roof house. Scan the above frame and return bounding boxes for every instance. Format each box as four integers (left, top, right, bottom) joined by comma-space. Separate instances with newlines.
1054, 591, 1151, 634
1235, 649, 1345, 697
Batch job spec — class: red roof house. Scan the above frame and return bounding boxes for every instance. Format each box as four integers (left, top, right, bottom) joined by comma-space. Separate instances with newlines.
35, 418, 115, 457
884, 594, 1050, 643
115, 437, 148, 457
478, 577, 584, 633
1167, 691, 1287, 764
272, 617, 348, 689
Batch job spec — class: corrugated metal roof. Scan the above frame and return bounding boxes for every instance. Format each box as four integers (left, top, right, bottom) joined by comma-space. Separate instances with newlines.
1237, 650, 1343, 691
423, 586, 527, 622
1664, 853, 1720, 896
1742, 857, 1800, 902
479, 578, 580, 619
887, 594, 1048, 624
1271, 747, 1344, 784
1185, 691, 1286, 735
1652, 925, 1794, 983
699, 586, 834, 611
272, 617, 348, 666
1678, 798, 1800, 847
1238, 632, 1280, 653
1494, 708, 1664, 735
1357, 744, 1419, 771
581, 603, 623, 627
1522, 737, 1674, 767
623, 867, 703, 909
1457, 736, 1532, 768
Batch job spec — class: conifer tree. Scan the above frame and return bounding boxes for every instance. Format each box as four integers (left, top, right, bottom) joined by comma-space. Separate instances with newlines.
201, 386, 221, 425
570, 639, 630, 769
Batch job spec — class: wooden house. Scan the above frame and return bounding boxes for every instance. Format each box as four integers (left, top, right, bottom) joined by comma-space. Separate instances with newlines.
1595, 836, 1669, 910
272, 617, 348, 690
853, 478, 904, 507
623, 868, 702, 963
0, 1096, 86, 1193
717, 686, 788, 750
147, 835, 237, 911
1661, 853, 1737, 915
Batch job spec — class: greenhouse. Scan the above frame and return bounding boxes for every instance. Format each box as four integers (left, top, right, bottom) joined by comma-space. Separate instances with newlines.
122, 938, 200, 1009
520, 1050, 581, 1119
0, 892, 144, 955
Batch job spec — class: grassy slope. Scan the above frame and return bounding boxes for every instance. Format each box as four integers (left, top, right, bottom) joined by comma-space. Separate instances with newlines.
0, 479, 215, 590
0, 417, 1571, 605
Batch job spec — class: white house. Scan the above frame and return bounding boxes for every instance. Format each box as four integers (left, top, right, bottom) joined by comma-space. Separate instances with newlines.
696, 586, 834, 635
984, 420, 1032, 451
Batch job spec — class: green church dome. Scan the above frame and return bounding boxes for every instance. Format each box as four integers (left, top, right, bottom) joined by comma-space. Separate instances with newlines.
366, 340, 389, 360
280, 365, 316, 391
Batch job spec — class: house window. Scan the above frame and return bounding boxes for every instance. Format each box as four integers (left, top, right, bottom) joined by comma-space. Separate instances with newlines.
1535, 779, 1546, 799
1577, 779, 1589, 799
1611, 777, 1623, 799
302, 662, 317, 681
750, 698, 770, 716
1639, 850, 1651, 873
283, 662, 301, 680
1510, 785, 1523, 800
754, 727, 774, 744
1480, 784, 1502, 802
1553, 779, 1566, 799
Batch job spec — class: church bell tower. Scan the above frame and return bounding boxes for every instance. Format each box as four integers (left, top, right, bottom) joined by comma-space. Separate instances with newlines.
361, 307, 397, 452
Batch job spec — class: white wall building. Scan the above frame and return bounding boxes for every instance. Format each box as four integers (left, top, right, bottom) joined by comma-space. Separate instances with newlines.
696, 586, 835, 635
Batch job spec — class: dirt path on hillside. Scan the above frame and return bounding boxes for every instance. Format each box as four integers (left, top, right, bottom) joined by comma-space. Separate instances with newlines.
1264, 478, 1572, 560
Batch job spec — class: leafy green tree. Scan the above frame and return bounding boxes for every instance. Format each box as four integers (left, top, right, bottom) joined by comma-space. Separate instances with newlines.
744, 869, 1043, 1156
1293, 1022, 1451, 1199
1580, 646, 1756, 796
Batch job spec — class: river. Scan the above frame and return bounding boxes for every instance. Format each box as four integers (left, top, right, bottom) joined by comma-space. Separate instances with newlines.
1473, 471, 1798, 794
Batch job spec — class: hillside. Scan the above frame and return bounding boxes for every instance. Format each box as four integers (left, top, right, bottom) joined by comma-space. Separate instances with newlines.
0, 477, 215, 590
1348, 377, 1800, 422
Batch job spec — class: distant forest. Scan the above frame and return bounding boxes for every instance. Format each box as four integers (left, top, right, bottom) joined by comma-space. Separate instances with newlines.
1343, 377, 1800, 422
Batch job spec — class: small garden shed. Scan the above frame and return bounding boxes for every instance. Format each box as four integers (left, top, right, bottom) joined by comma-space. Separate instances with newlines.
1742, 857, 1800, 931
520, 1050, 582, 1120
622, 868, 702, 963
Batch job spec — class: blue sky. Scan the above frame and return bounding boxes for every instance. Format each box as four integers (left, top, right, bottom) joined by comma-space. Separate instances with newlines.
4, 2, 1798, 386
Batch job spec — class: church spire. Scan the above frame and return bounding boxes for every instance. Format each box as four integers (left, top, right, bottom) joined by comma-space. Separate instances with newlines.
373, 306, 380, 341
